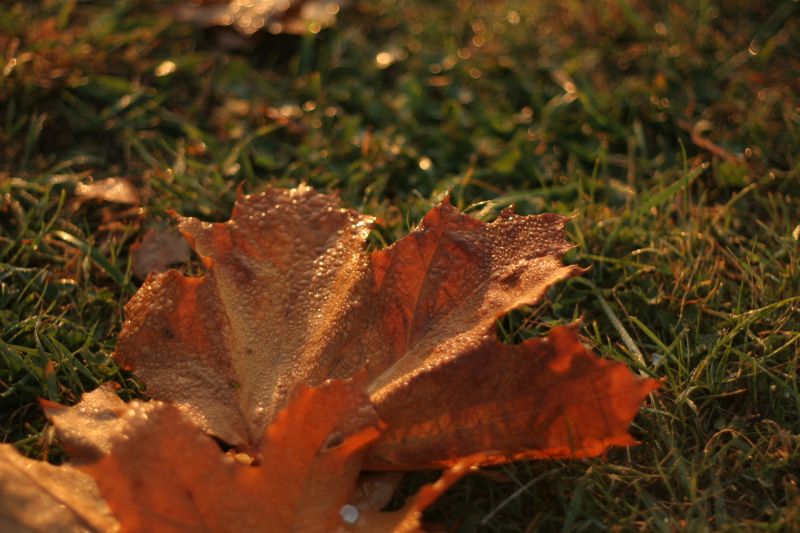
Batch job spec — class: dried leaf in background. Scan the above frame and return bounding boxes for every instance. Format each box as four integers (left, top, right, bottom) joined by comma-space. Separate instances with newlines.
130, 227, 192, 280
74, 178, 140, 206
178, 0, 347, 36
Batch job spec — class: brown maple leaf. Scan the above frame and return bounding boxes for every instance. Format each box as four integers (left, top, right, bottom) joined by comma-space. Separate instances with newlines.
115, 185, 658, 469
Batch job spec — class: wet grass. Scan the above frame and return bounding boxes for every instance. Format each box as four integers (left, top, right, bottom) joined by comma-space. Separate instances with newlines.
1, 0, 799, 530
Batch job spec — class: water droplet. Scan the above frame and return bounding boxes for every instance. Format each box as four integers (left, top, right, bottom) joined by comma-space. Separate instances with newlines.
339, 504, 359, 525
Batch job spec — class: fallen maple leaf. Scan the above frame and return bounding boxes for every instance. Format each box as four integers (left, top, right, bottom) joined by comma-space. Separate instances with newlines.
0, 185, 658, 531
115, 185, 658, 469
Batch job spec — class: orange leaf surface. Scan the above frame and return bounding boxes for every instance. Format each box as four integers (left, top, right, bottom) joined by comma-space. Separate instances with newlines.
367, 324, 659, 469
114, 185, 658, 468
117, 186, 376, 448
36, 379, 466, 532
42, 379, 398, 532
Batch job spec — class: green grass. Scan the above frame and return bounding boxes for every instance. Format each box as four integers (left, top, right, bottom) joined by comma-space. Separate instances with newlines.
2, 0, 799, 530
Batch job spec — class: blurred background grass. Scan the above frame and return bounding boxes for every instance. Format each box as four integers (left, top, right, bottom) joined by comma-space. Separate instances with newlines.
1, 0, 799, 530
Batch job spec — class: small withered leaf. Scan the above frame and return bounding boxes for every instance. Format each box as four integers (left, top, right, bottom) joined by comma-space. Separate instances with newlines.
177, 0, 348, 36
74, 178, 139, 206
130, 227, 192, 280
